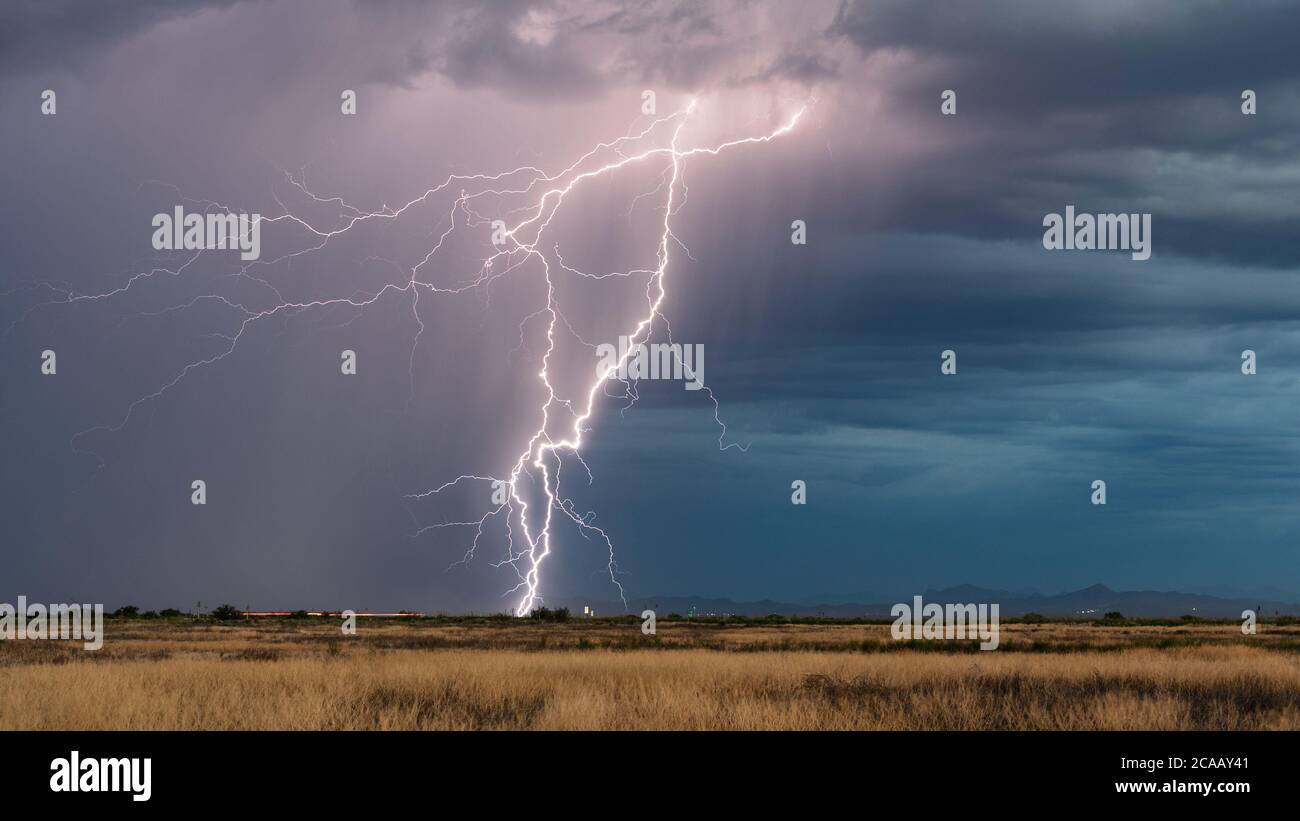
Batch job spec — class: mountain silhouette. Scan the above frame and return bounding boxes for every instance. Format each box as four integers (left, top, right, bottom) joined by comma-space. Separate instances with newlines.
569, 584, 1300, 618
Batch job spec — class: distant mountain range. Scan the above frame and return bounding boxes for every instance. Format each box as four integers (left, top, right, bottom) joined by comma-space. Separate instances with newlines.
567, 584, 1300, 618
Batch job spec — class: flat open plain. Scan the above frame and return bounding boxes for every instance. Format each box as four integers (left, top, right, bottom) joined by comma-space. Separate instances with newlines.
3, 619, 1298, 730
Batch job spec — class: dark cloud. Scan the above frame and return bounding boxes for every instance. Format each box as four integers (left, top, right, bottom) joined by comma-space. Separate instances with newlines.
816, 1, 1300, 266
431, 4, 603, 99
831, 0, 1300, 106
0, 0, 246, 75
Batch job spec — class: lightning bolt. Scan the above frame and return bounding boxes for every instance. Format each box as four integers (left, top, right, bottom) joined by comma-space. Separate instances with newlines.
8, 96, 806, 616
407, 99, 805, 615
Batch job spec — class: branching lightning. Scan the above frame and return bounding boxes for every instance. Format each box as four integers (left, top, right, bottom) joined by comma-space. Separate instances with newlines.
8, 97, 805, 615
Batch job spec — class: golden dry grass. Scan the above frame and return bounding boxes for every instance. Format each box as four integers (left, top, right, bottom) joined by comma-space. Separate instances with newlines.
2, 620, 1299, 729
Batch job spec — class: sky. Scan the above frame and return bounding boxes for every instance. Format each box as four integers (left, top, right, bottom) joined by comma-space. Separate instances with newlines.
3, 0, 1300, 612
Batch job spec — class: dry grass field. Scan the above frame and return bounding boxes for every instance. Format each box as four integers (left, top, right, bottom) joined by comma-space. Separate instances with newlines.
3, 619, 1300, 730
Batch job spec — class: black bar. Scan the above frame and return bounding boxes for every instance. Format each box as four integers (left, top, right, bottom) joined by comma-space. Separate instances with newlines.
6, 730, 1284, 807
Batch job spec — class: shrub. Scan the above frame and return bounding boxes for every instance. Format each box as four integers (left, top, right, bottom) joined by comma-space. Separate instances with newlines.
210, 604, 243, 621
1095, 611, 1130, 627
529, 607, 570, 622
111, 605, 140, 619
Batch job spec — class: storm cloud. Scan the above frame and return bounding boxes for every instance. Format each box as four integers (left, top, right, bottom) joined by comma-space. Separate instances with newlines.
3, 1, 1299, 611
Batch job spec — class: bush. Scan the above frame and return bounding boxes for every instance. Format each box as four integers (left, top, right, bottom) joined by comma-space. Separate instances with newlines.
1020, 612, 1046, 624
290, 610, 310, 619
1095, 611, 1130, 626
159, 608, 183, 618
528, 606, 570, 622
210, 604, 242, 621
140, 610, 159, 619
111, 605, 140, 619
